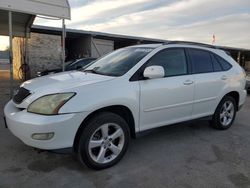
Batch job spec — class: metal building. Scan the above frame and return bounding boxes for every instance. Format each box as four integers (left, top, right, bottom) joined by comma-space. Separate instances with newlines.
0, 0, 71, 95
19, 25, 250, 78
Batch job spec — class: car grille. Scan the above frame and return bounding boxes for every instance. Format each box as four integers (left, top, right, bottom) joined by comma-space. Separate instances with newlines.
13, 87, 31, 104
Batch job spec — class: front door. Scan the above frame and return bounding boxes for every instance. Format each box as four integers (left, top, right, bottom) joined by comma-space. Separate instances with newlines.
139, 48, 194, 131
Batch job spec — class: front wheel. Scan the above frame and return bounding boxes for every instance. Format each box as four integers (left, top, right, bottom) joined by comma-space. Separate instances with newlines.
211, 96, 237, 130
77, 112, 130, 170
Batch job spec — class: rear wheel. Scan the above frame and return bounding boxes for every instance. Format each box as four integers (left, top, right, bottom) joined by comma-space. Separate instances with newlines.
77, 112, 130, 170
211, 96, 236, 130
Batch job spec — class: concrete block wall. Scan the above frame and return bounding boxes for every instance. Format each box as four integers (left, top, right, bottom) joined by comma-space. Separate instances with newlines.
13, 33, 62, 79
27, 33, 62, 78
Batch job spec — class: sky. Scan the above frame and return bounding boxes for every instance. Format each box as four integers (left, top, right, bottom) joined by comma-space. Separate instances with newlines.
0, 0, 250, 50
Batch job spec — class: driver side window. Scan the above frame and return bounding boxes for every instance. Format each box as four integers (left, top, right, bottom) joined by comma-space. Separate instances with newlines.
146, 48, 187, 77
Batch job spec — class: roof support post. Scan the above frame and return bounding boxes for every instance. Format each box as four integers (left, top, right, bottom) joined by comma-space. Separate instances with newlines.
62, 19, 66, 71
237, 51, 241, 64
8, 11, 14, 98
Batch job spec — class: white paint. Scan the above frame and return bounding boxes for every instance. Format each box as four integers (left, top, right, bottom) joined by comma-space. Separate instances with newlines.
4, 43, 247, 150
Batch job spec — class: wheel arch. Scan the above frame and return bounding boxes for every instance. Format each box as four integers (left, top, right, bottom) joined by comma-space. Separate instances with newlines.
73, 105, 136, 153
224, 91, 240, 110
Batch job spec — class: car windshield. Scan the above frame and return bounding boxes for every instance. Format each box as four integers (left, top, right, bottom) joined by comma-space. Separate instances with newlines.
66, 59, 82, 68
84, 47, 153, 76
66, 59, 93, 70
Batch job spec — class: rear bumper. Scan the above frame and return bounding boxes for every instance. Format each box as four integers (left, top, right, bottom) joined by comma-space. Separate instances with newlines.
4, 100, 87, 150
238, 103, 244, 111
238, 90, 247, 111
245, 81, 250, 92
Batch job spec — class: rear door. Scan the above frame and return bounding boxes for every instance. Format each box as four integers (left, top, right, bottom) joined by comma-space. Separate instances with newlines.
187, 48, 228, 118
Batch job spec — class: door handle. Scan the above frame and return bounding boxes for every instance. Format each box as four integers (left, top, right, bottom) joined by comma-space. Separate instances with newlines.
183, 80, 194, 85
221, 75, 227, 80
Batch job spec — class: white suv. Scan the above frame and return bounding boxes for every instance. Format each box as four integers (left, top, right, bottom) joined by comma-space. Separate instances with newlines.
4, 42, 247, 169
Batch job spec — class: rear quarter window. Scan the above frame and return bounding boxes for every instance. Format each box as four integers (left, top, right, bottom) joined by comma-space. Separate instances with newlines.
213, 54, 232, 71
210, 54, 223, 72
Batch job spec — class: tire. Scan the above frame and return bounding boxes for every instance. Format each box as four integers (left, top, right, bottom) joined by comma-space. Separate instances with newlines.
210, 96, 237, 130
77, 112, 130, 170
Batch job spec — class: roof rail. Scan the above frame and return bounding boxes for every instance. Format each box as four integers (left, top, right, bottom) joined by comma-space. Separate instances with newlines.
163, 41, 218, 49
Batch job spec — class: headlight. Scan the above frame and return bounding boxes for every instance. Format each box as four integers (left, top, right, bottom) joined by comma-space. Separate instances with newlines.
27, 93, 75, 115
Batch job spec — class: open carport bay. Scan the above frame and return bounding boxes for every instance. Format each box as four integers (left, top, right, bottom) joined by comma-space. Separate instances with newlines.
0, 96, 250, 188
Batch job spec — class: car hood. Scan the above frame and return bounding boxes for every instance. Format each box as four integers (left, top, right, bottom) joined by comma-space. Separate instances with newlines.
21, 71, 115, 93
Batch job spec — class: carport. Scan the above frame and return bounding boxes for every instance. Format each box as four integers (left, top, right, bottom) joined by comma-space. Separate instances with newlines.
0, 0, 71, 96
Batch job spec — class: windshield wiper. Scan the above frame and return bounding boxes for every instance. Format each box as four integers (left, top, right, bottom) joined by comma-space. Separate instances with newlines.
83, 69, 100, 74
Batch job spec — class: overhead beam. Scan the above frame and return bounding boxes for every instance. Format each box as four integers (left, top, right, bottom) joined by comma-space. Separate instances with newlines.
0, 10, 34, 37
0, 22, 31, 37
25, 15, 36, 35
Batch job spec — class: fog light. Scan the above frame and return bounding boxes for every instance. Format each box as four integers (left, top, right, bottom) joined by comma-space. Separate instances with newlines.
31, 132, 54, 140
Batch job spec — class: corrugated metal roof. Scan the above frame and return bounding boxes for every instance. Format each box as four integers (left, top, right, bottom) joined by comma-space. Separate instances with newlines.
0, 0, 70, 19
0, 0, 70, 37
0, 10, 35, 37
32, 25, 169, 43
31, 25, 250, 52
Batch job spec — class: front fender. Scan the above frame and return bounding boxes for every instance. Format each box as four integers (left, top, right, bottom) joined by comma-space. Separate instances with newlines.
59, 80, 140, 132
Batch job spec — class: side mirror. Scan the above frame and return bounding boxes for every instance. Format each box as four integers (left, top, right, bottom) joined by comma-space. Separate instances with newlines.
143, 66, 165, 79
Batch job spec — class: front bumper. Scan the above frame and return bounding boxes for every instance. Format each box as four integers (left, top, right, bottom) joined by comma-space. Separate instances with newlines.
4, 101, 87, 150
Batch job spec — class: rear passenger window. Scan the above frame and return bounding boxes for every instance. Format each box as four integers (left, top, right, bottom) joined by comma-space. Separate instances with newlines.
211, 54, 223, 72
189, 49, 213, 74
214, 54, 232, 71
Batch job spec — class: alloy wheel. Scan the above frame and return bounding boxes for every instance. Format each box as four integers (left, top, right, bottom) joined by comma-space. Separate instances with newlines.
88, 123, 125, 164
220, 101, 235, 126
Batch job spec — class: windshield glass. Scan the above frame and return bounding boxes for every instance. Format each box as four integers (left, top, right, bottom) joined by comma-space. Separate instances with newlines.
68, 59, 81, 66
84, 47, 153, 76
66, 59, 94, 70
66, 60, 79, 70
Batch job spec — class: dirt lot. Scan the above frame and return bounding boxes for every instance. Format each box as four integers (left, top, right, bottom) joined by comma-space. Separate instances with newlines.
0, 80, 250, 187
